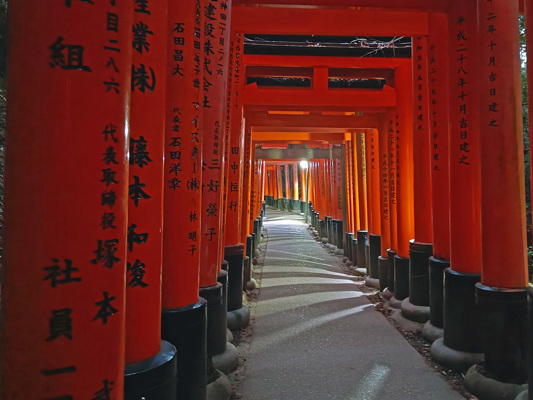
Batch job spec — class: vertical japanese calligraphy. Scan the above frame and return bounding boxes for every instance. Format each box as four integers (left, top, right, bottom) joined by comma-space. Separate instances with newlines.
163, 0, 204, 308
448, 1, 482, 274
126, 0, 167, 365
200, 0, 232, 286
411, 36, 433, 244
478, 0, 527, 287
428, 13, 451, 261
2, 1, 132, 398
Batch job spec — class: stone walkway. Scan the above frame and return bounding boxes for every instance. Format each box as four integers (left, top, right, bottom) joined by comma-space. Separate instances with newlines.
241, 208, 463, 400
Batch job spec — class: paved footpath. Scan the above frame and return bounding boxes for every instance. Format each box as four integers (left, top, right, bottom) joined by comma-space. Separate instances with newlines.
241, 208, 463, 400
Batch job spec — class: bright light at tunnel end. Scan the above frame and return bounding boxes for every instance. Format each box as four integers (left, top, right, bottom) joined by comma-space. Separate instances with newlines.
300, 160, 309, 169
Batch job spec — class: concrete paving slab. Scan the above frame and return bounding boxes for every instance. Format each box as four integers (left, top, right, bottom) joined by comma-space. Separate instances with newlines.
241, 209, 463, 400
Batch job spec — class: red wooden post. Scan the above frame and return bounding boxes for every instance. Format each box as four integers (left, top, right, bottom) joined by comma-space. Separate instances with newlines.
431, 0, 485, 374
367, 128, 381, 287
403, 35, 433, 321
1, 2, 132, 399
392, 61, 415, 304
161, 2, 208, 399
198, 0, 234, 384
355, 131, 368, 269
465, 0, 529, 391
378, 115, 392, 292
124, 1, 178, 398
423, 12, 451, 340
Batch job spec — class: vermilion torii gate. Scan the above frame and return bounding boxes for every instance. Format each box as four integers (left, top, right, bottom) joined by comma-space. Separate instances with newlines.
2, 1, 532, 400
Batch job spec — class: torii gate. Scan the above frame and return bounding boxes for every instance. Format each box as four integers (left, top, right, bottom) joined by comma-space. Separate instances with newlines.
1, 1, 531, 400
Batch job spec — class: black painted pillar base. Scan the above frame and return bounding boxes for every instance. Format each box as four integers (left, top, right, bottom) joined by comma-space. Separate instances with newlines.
421, 257, 449, 343
334, 220, 344, 249
408, 241, 433, 307
319, 219, 326, 240
393, 255, 410, 301
325, 216, 332, 243
200, 283, 227, 358
428, 257, 449, 329
357, 230, 368, 269
125, 340, 178, 400
368, 234, 381, 279
378, 256, 389, 291
345, 233, 353, 260
161, 299, 207, 400
471, 284, 528, 383
352, 237, 358, 266
387, 249, 397, 294
224, 244, 244, 312
430, 269, 483, 371
365, 242, 370, 273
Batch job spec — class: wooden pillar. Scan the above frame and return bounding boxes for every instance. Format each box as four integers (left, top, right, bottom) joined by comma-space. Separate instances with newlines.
355, 131, 368, 268
378, 115, 392, 291
126, 0, 168, 366
125, 3, 179, 398
434, 0, 485, 368
1, 2, 132, 399
466, 0, 529, 389
198, 0, 233, 373
424, 13, 451, 335
393, 61, 415, 302
402, 35, 434, 316
161, 2, 207, 398
412, 36, 434, 245
240, 123, 252, 246
367, 128, 381, 283
199, 0, 232, 288
223, 32, 247, 318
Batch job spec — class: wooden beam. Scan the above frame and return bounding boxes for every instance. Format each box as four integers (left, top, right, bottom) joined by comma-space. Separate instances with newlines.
233, 7, 429, 36
244, 83, 396, 107
256, 147, 344, 160
234, 0, 446, 11
248, 113, 381, 129
253, 132, 347, 141
246, 66, 314, 78
244, 54, 411, 69
246, 105, 389, 113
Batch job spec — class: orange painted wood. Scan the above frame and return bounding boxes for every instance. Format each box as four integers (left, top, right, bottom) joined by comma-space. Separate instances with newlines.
395, 64, 415, 257
244, 54, 411, 70
241, 123, 253, 248
249, 114, 382, 130
428, 13, 451, 261
412, 36, 433, 244
244, 85, 396, 108
526, 0, 533, 238
199, 0, 232, 287
478, 0, 528, 287
1, 1, 132, 398
126, 0, 167, 364
233, 0, 446, 10
232, 7, 429, 36
387, 112, 399, 252
345, 142, 354, 233
448, 0, 482, 274
379, 118, 391, 257
356, 132, 368, 231
369, 129, 382, 236
163, 0, 203, 308
224, 34, 245, 247
365, 131, 374, 233
350, 135, 361, 232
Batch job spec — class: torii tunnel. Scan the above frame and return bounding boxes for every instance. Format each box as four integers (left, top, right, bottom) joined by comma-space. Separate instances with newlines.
3, 0, 533, 399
